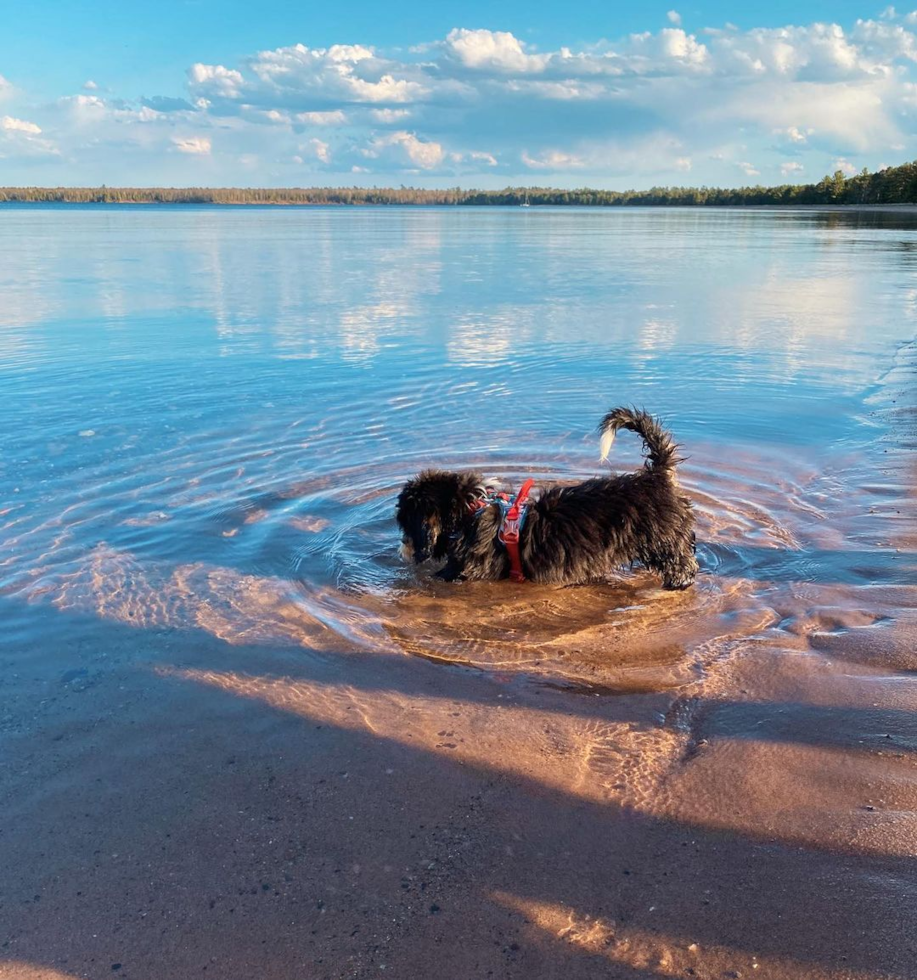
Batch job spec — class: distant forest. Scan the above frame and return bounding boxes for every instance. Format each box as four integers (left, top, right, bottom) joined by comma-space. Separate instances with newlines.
3, 159, 917, 207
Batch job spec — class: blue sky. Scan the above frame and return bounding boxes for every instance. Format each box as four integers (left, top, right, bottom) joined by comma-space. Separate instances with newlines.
1, 1, 915, 187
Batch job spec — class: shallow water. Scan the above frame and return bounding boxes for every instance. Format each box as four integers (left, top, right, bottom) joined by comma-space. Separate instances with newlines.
2, 205, 916, 692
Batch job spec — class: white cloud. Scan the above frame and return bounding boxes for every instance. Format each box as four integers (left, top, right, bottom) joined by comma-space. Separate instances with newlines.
443, 28, 550, 73
141, 95, 195, 113
522, 148, 585, 169
237, 107, 291, 126
852, 18, 917, 62
833, 156, 858, 175
59, 93, 107, 116
783, 125, 810, 143
7, 15, 917, 185
172, 18, 917, 186
370, 108, 412, 123
781, 160, 804, 175
83, 79, 98, 91
55, 93, 195, 133
307, 137, 330, 163
0, 112, 59, 159
626, 28, 710, 70
704, 22, 894, 79
171, 135, 211, 154
190, 43, 427, 109
693, 76, 896, 152
188, 63, 244, 98
296, 110, 347, 125
363, 130, 445, 169
1, 115, 41, 135
503, 78, 607, 100
467, 150, 498, 165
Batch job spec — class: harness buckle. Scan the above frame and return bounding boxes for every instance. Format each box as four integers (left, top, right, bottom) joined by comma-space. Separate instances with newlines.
499, 518, 521, 545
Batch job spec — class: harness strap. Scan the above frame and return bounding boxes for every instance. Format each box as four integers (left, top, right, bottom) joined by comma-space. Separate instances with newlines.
467, 485, 491, 514
499, 477, 534, 582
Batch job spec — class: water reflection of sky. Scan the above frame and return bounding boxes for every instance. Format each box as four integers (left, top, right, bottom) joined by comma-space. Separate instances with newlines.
2, 205, 917, 487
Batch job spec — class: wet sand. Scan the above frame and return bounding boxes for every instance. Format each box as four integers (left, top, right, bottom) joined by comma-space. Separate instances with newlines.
3, 353, 916, 980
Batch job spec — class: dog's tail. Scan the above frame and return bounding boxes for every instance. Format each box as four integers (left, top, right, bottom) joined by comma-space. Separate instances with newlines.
598, 407, 681, 475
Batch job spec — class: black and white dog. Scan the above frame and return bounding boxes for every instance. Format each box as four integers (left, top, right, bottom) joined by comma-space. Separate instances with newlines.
395, 407, 697, 589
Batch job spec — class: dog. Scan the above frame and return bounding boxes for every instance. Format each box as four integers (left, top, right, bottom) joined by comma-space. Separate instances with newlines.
395, 407, 698, 589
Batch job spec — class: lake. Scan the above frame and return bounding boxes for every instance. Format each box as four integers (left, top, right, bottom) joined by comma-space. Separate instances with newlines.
2, 205, 916, 980
2, 205, 915, 681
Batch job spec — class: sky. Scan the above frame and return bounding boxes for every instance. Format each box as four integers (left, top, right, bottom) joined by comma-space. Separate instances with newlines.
1, 1, 917, 188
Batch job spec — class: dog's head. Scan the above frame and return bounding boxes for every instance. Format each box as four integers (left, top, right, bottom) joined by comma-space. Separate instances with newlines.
395, 469, 480, 564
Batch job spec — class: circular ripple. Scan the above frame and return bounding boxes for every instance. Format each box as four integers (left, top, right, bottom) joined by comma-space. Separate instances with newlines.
3, 402, 879, 692
243, 448, 817, 691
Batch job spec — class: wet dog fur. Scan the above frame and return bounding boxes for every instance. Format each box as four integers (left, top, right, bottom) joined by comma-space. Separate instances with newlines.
395, 408, 698, 589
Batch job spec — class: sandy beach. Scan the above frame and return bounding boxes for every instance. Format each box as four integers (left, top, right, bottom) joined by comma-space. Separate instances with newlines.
3, 595, 915, 979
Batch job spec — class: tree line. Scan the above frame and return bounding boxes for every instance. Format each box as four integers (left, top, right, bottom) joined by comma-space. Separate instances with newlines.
2, 160, 917, 206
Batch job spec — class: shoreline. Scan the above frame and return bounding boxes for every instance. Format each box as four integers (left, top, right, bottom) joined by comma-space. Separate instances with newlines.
3, 200, 917, 211
2, 159, 917, 209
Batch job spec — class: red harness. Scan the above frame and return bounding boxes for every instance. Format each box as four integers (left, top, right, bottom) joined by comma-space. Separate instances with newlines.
500, 478, 534, 582
469, 478, 535, 583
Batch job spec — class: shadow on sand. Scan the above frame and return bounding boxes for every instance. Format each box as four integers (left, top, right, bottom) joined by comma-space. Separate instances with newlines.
2, 592, 916, 980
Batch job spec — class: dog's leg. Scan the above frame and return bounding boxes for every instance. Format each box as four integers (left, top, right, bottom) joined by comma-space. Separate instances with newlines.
434, 559, 466, 582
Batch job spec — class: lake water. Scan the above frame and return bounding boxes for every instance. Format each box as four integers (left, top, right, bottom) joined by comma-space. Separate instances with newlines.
1, 205, 916, 688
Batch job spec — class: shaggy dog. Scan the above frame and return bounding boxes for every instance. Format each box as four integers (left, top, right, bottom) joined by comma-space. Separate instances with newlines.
395, 407, 698, 589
